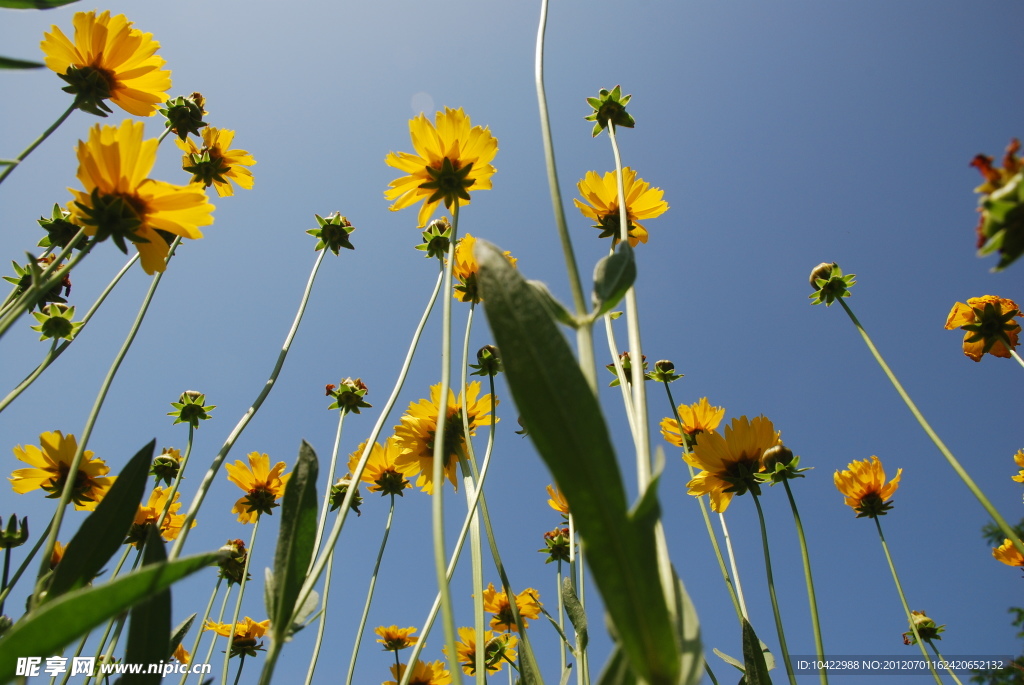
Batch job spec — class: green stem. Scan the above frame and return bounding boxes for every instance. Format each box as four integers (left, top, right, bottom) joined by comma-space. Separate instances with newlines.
222, 519, 260, 685
750, 493, 797, 685
180, 577, 222, 685
311, 408, 348, 562
232, 654, 246, 685
170, 249, 327, 559
1010, 349, 1024, 370
718, 513, 749, 619
556, 562, 567, 676
781, 479, 828, 685
198, 583, 233, 685
155, 424, 195, 533
0, 103, 76, 187
704, 660, 720, 685
926, 640, 963, 685
603, 314, 638, 438
873, 517, 944, 685
0, 548, 8, 615
838, 298, 1024, 557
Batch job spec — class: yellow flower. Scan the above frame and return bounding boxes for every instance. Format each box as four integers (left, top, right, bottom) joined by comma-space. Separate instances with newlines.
349, 438, 416, 497
177, 127, 256, 197
573, 167, 668, 247
41, 10, 171, 117
172, 643, 190, 665
50, 540, 65, 569
203, 617, 269, 658
375, 625, 419, 651
385, 660, 452, 685
944, 295, 1022, 361
384, 107, 498, 227
834, 455, 902, 519
451, 233, 516, 303
225, 452, 290, 524
124, 486, 194, 548
661, 397, 726, 450
393, 383, 496, 494
1013, 449, 1024, 484
481, 583, 541, 632
445, 628, 517, 676
684, 416, 780, 513
546, 484, 569, 518
10, 431, 113, 510
69, 120, 215, 274
993, 539, 1024, 567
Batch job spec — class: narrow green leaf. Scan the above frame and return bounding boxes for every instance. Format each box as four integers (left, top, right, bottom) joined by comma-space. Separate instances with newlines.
560, 576, 588, 651
0, 55, 44, 69
0, 0, 78, 7
269, 441, 318, 643
740, 619, 773, 685
123, 528, 170, 684
671, 570, 704, 685
712, 648, 745, 673
44, 440, 154, 601
477, 240, 678, 685
0, 552, 222, 683
592, 243, 636, 318
169, 613, 197, 659
527, 280, 579, 328
596, 644, 637, 685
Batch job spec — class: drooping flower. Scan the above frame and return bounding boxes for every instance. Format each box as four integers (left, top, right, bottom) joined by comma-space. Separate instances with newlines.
124, 486, 193, 548
384, 108, 498, 227
944, 295, 1021, 362
225, 452, 290, 523
203, 617, 269, 658
661, 397, 726, 451
393, 383, 496, 494
375, 625, 419, 651
445, 628, 517, 676
546, 485, 569, 518
834, 455, 902, 519
1013, 449, 1024, 484
993, 539, 1024, 567
451, 233, 516, 303
10, 431, 113, 511
573, 167, 668, 247
177, 127, 256, 197
481, 583, 541, 632
684, 416, 780, 513
385, 660, 452, 685
348, 438, 416, 497
69, 120, 215, 274
41, 10, 171, 117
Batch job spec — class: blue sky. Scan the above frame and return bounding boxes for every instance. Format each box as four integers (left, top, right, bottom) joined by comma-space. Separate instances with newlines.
1, 2, 1022, 684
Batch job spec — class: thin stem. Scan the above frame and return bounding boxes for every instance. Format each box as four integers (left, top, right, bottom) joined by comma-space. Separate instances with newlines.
873, 517, 944, 685
603, 315, 638, 439
232, 654, 246, 685
718, 513, 749, 620
556, 562, 567, 676
926, 641, 963, 685
311, 409, 348, 561
1010, 349, 1024, 370
0, 103, 76, 186
0, 548, 9, 616
180, 577, 222, 685
155, 424, 195, 533
222, 519, 260, 685
198, 584, 233, 685
750, 493, 797, 685
838, 298, 1024, 557
171, 249, 327, 559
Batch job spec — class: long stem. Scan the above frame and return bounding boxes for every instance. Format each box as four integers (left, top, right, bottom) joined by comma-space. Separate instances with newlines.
750, 493, 797, 685
155, 425, 195, 534
873, 517, 944, 684
0, 103, 76, 186
171, 249, 327, 559
781, 479, 828, 685
231, 654, 246, 685
197, 584, 233, 685
926, 641, 963, 685
556, 562, 567, 676
222, 519, 260, 685
718, 513, 748, 619
838, 298, 1024, 557
311, 408, 348, 561
1010, 349, 1024, 370
180, 577, 222, 685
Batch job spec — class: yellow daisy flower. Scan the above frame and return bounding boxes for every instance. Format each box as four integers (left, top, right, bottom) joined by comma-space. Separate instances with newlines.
993, 539, 1024, 567
203, 617, 269, 658
1013, 449, 1024, 484
69, 119, 215, 275
374, 625, 419, 651
834, 455, 903, 519
385, 660, 452, 685
124, 486, 194, 548
573, 167, 668, 247
445, 628, 517, 676
546, 484, 569, 518
452, 233, 516, 303
685, 416, 780, 513
177, 127, 256, 198
481, 583, 541, 632
385, 107, 498, 227
10, 430, 113, 510
41, 10, 171, 117
944, 295, 1021, 362
660, 397, 726, 450
348, 438, 416, 497
393, 382, 496, 494
225, 452, 290, 524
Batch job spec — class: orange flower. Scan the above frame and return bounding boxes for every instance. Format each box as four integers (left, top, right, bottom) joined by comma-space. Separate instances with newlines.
944, 295, 1021, 361
834, 456, 902, 518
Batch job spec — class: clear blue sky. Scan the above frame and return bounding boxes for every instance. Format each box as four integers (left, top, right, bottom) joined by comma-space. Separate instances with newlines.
1, 2, 1022, 684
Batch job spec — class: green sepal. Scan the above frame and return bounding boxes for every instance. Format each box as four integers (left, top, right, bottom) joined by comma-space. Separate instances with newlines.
592, 242, 636, 318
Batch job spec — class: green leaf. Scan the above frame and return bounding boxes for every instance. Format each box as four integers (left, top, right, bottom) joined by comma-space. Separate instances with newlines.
592, 242, 636, 318
527, 280, 579, 328
740, 619, 773, 685
169, 613, 197, 659
0, 0, 77, 7
0, 552, 222, 683
477, 240, 680, 685
44, 440, 154, 601
268, 441, 318, 643
671, 570, 704, 685
596, 644, 637, 685
122, 528, 170, 684
561, 576, 588, 651
0, 55, 44, 69
713, 648, 745, 673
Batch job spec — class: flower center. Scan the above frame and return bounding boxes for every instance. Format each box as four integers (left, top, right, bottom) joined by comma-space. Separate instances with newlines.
75, 189, 148, 255
59, 64, 117, 116
419, 157, 475, 208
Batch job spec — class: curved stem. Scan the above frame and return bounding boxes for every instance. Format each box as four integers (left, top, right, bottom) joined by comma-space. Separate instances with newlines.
197, 584, 233, 685
751, 493, 797, 685
0, 103, 76, 186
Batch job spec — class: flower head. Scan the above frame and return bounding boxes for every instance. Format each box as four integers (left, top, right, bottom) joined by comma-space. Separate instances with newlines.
217, 539, 249, 585
0, 515, 29, 550
661, 397, 726, 451
375, 625, 419, 651
445, 628, 517, 676
993, 539, 1024, 568
684, 416, 780, 513
327, 377, 371, 414
1013, 449, 1024, 484
307, 212, 356, 254
225, 453, 290, 523
385, 108, 498, 227
328, 477, 363, 515
584, 85, 635, 137
172, 643, 190, 665
539, 526, 571, 564
393, 383, 496, 494
168, 390, 216, 428
177, 127, 256, 197
30, 303, 82, 341
944, 295, 1021, 362
546, 485, 569, 519
808, 262, 856, 306
385, 660, 452, 685
348, 438, 416, 497
69, 120, 215, 274
574, 167, 667, 247
150, 447, 183, 486
203, 617, 269, 658
10, 431, 113, 510
902, 610, 946, 645
481, 583, 541, 632
971, 138, 1024, 271
452, 234, 516, 303
123, 486, 193, 548
834, 455, 902, 518
159, 92, 206, 142
41, 11, 171, 117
